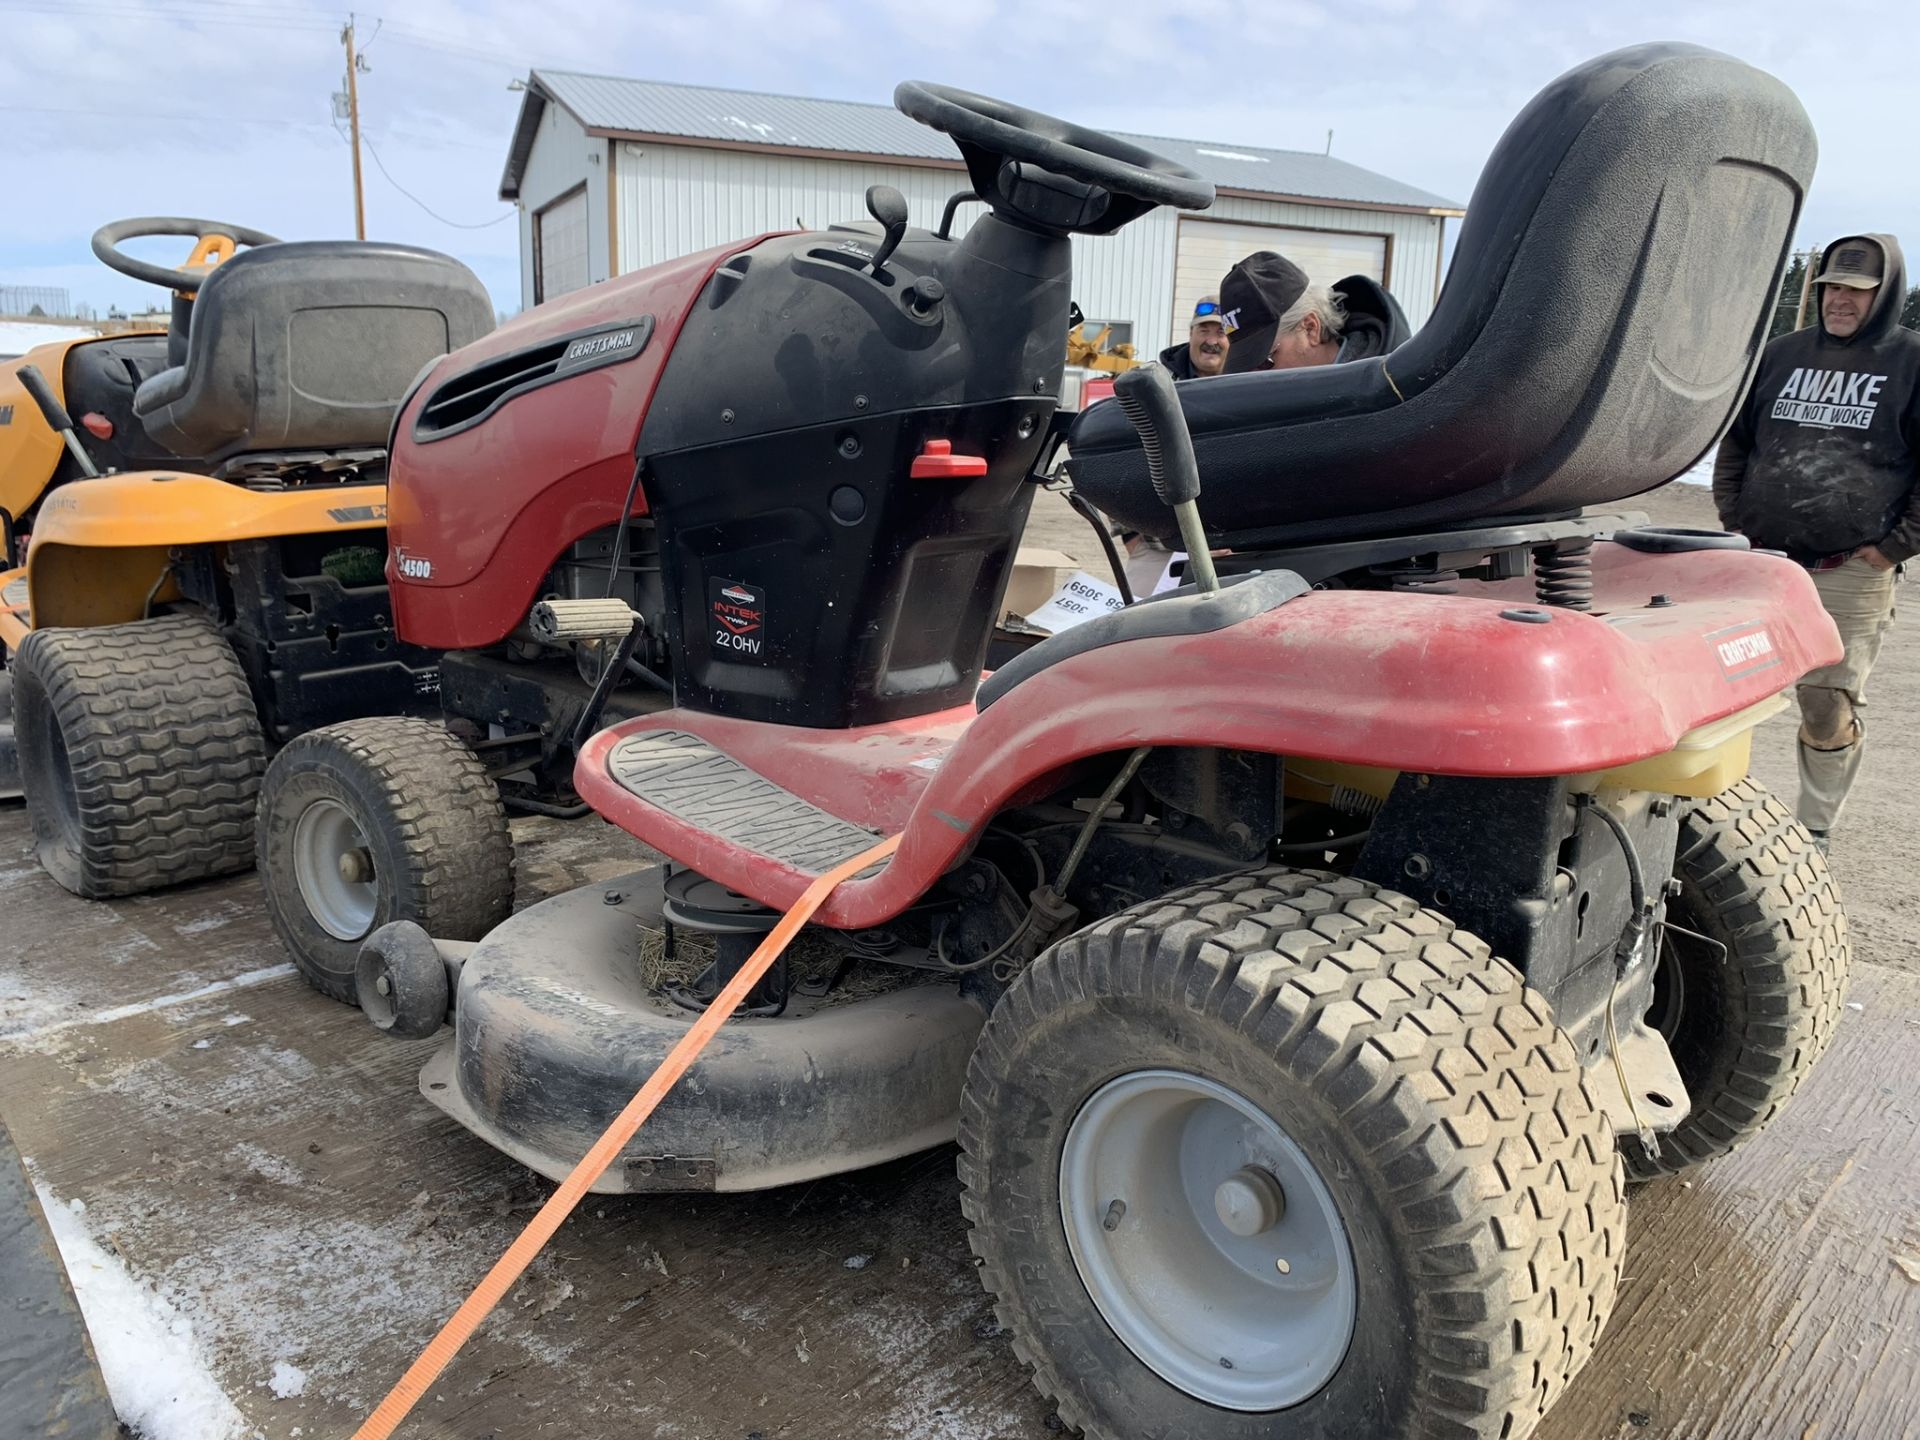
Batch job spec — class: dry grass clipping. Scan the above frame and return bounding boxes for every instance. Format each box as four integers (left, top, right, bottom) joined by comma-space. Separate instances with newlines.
633, 925, 919, 1005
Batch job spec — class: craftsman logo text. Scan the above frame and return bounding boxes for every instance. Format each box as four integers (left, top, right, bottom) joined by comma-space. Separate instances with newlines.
564, 329, 637, 363
1706, 621, 1781, 682
1717, 631, 1772, 667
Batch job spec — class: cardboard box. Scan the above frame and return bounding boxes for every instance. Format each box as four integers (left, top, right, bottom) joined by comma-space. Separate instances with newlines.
1003, 547, 1080, 620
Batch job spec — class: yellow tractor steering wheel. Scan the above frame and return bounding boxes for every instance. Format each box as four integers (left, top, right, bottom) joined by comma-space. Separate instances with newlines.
90, 216, 282, 296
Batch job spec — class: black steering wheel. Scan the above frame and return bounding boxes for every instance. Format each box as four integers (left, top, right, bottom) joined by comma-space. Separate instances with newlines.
895, 83, 1213, 233
91, 216, 281, 293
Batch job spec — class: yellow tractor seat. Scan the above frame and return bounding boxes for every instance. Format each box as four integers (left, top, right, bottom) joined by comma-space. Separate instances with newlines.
132, 241, 495, 462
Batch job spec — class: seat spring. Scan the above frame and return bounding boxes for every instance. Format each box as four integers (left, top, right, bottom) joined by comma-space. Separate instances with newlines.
1534, 539, 1595, 610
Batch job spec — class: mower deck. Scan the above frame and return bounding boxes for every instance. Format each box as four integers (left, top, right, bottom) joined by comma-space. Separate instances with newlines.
424, 864, 985, 1193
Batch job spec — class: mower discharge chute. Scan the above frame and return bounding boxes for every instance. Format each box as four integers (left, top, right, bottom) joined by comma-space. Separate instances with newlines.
349, 45, 1844, 1440
0, 218, 494, 905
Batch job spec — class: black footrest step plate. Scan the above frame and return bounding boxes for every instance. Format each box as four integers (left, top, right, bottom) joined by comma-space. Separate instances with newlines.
606, 730, 886, 877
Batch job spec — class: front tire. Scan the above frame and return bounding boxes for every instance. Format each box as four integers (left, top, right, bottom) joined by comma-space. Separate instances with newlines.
14, 615, 265, 897
961, 869, 1626, 1440
257, 718, 513, 1004
1628, 778, 1849, 1180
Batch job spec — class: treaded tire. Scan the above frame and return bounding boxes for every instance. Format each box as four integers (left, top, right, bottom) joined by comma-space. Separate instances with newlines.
14, 615, 265, 897
257, 717, 513, 1004
960, 868, 1626, 1440
1626, 778, 1849, 1181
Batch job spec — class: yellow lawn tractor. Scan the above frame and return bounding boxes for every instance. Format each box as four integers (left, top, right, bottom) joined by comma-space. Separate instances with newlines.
0, 217, 494, 897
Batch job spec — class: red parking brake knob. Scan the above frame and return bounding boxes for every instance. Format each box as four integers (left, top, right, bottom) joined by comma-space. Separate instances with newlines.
910, 439, 989, 478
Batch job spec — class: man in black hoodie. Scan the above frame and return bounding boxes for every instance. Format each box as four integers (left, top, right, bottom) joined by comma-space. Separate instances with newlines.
1714, 234, 1919, 848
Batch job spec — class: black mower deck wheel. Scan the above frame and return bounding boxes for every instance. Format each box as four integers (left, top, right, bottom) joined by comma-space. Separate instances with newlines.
257, 717, 513, 1005
960, 867, 1627, 1440
357, 920, 449, 1038
1629, 777, 1850, 1180
13, 614, 266, 897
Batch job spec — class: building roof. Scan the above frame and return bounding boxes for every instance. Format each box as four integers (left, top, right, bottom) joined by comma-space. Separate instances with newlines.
501, 71, 1464, 216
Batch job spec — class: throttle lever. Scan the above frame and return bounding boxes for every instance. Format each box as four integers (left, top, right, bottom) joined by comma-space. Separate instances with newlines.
1112, 365, 1215, 592
16, 364, 100, 478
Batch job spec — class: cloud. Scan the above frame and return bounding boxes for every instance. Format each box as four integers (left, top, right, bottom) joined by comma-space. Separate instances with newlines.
3, 0, 1915, 315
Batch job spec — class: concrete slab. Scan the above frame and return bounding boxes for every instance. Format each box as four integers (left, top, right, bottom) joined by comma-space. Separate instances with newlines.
3, 474, 1917, 1438
1, 801, 1915, 1439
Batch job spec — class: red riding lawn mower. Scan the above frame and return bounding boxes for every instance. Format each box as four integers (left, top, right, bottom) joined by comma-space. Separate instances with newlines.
319, 43, 1847, 1439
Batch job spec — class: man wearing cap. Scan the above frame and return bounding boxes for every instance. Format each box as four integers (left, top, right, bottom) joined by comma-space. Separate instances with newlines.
1713, 234, 1920, 850
1159, 296, 1230, 379
1220, 251, 1348, 373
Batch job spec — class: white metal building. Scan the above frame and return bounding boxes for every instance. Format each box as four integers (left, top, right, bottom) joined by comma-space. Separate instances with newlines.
498, 74, 1464, 358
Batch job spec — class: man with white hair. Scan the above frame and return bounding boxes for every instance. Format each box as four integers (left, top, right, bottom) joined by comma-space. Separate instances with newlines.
1219, 251, 1347, 372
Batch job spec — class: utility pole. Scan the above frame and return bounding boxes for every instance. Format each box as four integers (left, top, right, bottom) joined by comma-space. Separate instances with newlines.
342, 16, 366, 240
1793, 245, 1817, 331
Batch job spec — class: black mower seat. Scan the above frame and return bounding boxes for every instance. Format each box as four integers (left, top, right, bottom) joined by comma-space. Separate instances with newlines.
1068, 43, 1816, 550
133, 241, 494, 462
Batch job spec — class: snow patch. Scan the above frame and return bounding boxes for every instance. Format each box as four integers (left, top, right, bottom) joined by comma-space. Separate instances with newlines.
269, 1360, 308, 1398
32, 1180, 248, 1440
232, 1143, 306, 1187
5, 964, 294, 1043
0, 320, 96, 356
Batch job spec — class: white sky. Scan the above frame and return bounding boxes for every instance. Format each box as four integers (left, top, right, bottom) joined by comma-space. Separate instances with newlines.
2, 0, 1912, 315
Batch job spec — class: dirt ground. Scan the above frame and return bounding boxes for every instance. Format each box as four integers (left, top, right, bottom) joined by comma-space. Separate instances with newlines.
2, 480, 1918, 1440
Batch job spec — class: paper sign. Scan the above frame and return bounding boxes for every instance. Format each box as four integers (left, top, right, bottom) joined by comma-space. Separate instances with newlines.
1025, 570, 1127, 633
1150, 553, 1188, 595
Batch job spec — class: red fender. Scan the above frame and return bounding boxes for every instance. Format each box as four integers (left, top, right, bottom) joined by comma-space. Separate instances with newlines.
576, 543, 1839, 928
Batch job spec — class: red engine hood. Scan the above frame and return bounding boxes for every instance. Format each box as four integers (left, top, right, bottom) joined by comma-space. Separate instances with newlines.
385, 234, 785, 650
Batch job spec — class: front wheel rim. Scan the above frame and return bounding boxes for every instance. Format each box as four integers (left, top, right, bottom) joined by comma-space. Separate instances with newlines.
1648, 931, 1689, 1042
1059, 1068, 1357, 1411
291, 797, 378, 941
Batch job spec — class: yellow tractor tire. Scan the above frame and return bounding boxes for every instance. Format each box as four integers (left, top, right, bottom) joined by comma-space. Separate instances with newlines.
13, 613, 266, 897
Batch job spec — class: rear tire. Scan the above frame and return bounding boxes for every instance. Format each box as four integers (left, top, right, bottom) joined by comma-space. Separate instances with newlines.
961, 868, 1626, 1440
1627, 778, 1849, 1180
257, 718, 513, 1004
14, 615, 265, 897
0, 669, 21, 802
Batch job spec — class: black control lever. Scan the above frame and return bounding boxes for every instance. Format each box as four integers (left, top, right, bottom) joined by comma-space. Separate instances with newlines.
865, 184, 909, 274
1112, 365, 1215, 592
16, 364, 100, 478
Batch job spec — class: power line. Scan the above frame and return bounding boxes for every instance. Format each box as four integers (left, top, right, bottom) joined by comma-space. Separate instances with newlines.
358, 132, 514, 230
0, 1, 336, 30
0, 101, 337, 132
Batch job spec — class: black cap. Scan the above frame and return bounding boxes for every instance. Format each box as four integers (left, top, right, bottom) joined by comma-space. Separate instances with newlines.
1220, 251, 1309, 374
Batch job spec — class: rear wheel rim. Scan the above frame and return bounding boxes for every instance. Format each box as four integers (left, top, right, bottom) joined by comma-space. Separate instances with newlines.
291, 798, 377, 941
1059, 1068, 1356, 1411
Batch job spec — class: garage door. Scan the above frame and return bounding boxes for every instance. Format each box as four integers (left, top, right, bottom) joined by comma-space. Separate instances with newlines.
536, 187, 590, 304
1173, 218, 1386, 338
